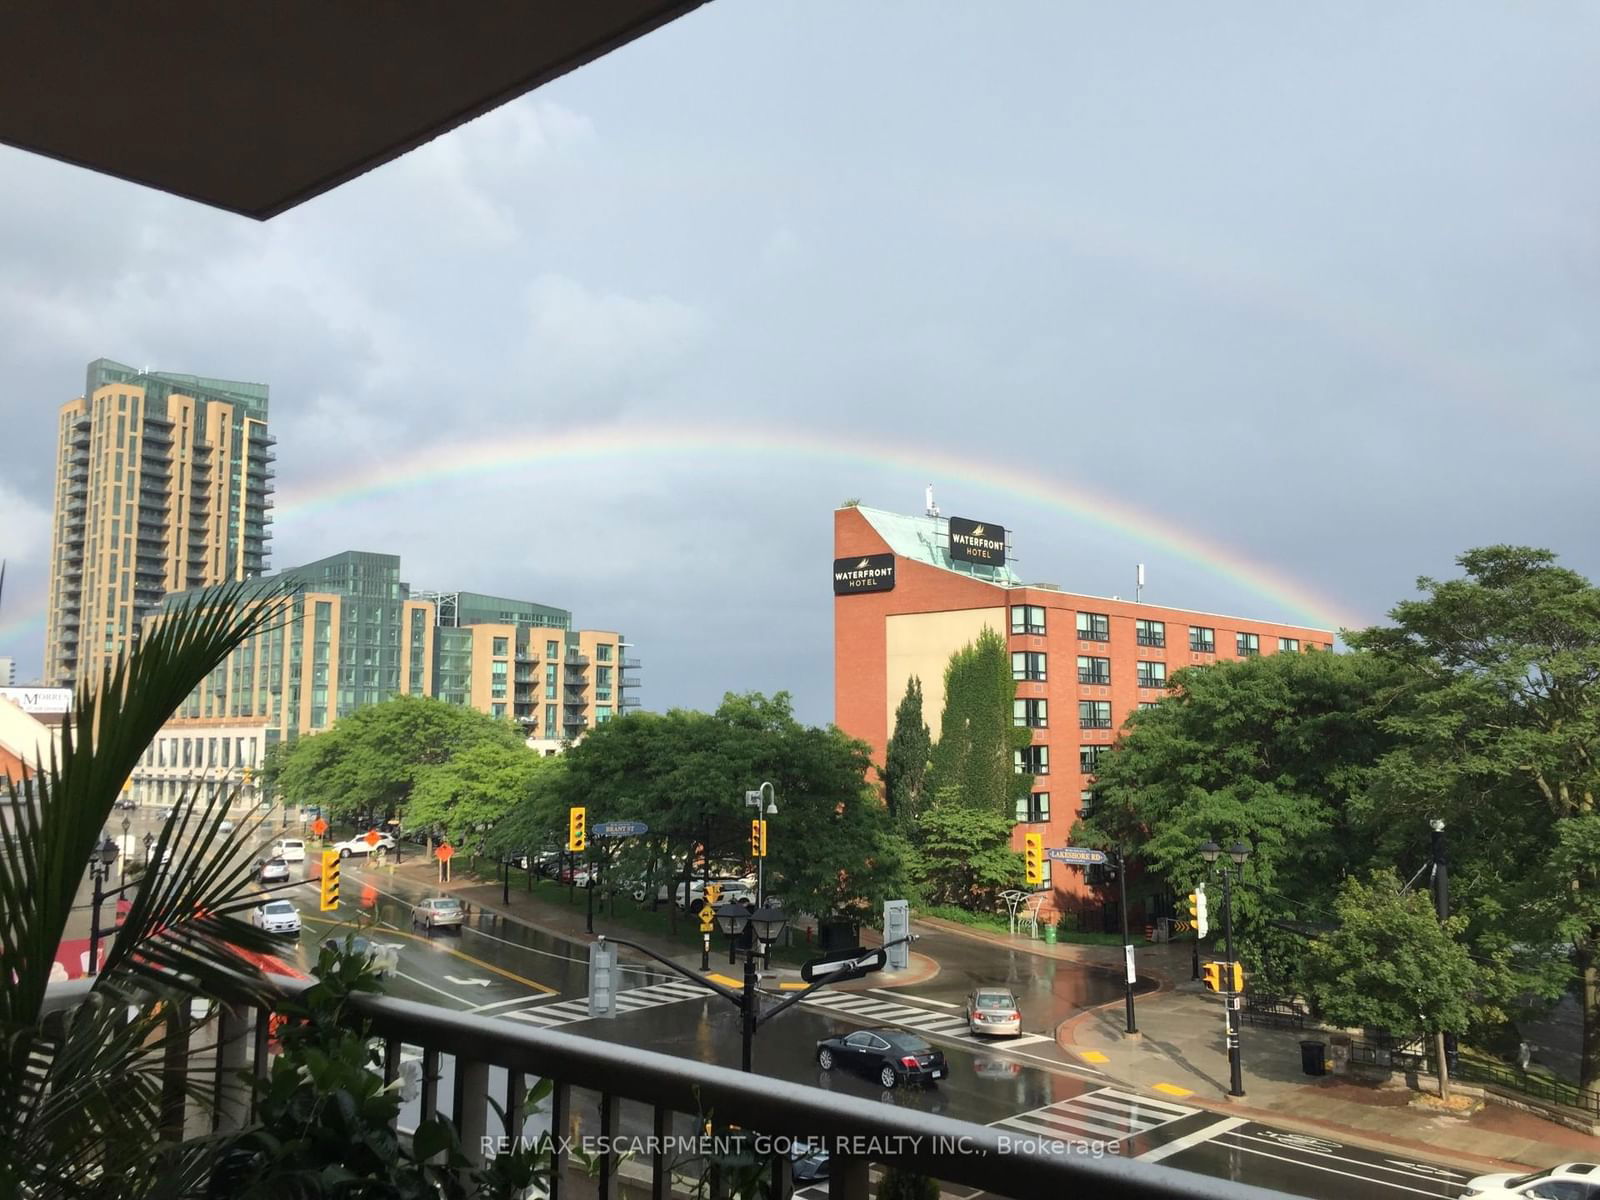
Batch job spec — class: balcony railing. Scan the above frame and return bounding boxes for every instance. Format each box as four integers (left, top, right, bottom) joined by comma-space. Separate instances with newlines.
1137, 676, 1166, 690
1076, 628, 1110, 642
1136, 634, 1165, 648
564, 654, 590, 668
1189, 639, 1215, 654
1077, 671, 1110, 685
40, 976, 1271, 1200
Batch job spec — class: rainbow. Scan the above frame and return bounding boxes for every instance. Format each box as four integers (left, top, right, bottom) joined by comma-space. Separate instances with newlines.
0, 425, 1363, 653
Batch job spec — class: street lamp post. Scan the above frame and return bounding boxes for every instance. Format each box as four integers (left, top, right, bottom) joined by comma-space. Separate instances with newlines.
714, 901, 789, 1072
1115, 846, 1137, 1035
1200, 838, 1251, 1098
119, 816, 131, 884
87, 836, 119, 976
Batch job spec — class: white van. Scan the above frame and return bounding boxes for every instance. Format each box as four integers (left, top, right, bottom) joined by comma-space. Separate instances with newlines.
271, 838, 307, 862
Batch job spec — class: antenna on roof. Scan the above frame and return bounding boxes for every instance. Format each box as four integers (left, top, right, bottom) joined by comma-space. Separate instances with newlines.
1136, 563, 1145, 604
925, 484, 940, 517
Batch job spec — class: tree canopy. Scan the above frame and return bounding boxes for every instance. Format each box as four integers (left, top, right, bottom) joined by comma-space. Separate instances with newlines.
266, 695, 524, 822
924, 628, 1028, 816
882, 675, 931, 825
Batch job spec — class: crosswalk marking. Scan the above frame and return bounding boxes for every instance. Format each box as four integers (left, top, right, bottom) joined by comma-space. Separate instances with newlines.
993, 1086, 1198, 1144
500, 979, 712, 1029
801, 991, 1055, 1050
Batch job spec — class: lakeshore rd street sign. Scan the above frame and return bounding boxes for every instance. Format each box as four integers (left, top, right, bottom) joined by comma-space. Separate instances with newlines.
1048, 846, 1108, 866
801, 946, 887, 984
592, 820, 650, 838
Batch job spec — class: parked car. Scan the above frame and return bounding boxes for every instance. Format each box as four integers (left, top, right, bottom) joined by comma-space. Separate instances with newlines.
789, 1147, 829, 1185
251, 899, 302, 935
218, 820, 235, 835
319, 935, 398, 978
271, 838, 306, 862
156, 807, 174, 822
965, 987, 1022, 1038
412, 896, 466, 931
669, 877, 756, 912
558, 863, 595, 887
815, 1030, 947, 1088
332, 833, 396, 858
257, 857, 290, 884
1462, 1163, 1600, 1198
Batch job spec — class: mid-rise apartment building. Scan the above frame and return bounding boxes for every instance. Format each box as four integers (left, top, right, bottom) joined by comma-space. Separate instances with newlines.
131, 550, 635, 807
833, 504, 1332, 914
44, 358, 273, 689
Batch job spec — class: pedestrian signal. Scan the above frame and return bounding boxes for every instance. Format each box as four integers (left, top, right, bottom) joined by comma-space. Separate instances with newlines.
751, 819, 767, 858
568, 807, 586, 853
1187, 886, 1209, 939
1023, 833, 1043, 885
319, 849, 341, 912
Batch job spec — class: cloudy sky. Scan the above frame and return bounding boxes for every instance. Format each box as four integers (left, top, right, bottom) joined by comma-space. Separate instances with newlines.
2, 2, 1596, 722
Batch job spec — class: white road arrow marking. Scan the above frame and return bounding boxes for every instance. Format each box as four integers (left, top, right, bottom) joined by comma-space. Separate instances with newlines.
444, 976, 493, 987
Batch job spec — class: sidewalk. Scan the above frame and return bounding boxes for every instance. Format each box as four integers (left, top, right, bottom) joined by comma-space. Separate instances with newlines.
367, 855, 941, 991
917, 916, 1595, 1172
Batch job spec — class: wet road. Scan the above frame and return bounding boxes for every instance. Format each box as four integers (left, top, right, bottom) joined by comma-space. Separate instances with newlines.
231, 851, 1480, 1200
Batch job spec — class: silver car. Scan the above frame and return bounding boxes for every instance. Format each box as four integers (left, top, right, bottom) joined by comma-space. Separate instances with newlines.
412, 896, 466, 931
257, 857, 290, 884
251, 899, 302, 936
966, 988, 1022, 1037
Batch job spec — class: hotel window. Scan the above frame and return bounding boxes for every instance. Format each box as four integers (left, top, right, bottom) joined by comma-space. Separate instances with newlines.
1138, 701, 1160, 711
1189, 626, 1215, 653
545, 703, 558, 730
597, 644, 613, 662
1135, 618, 1165, 647
493, 636, 509, 656
1014, 698, 1048, 728
1015, 791, 1051, 823
1010, 604, 1046, 635
1079, 701, 1112, 729
596, 704, 613, 724
1079, 788, 1099, 817
1014, 745, 1050, 775
1137, 661, 1167, 689
492, 703, 506, 718
1030, 859, 1052, 892
1080, 744, 1108, 774
1279, 637, 1300, 653
1237, 632, 1260, 657
1077, 656, 1110, 685
1011, 651, 1047, 681
1076, 612, 1110, 642
546, 640, 560, 658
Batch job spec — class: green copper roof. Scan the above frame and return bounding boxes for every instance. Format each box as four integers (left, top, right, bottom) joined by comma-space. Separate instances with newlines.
854, 506, 1021, 586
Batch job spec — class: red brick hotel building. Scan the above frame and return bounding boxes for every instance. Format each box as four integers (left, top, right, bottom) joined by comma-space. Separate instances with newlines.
833, 504, 1332, 913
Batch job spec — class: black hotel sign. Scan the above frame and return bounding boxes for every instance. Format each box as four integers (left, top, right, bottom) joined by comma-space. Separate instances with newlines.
949, 517, 1007, 565
833, 554, 896, 595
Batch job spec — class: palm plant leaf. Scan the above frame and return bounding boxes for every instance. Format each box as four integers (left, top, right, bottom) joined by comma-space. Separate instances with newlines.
0, 579, 296, 1196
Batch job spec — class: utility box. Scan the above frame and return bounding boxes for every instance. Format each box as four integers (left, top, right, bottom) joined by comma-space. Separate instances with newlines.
588, 942, 618, 1019
884, 900, 910, 970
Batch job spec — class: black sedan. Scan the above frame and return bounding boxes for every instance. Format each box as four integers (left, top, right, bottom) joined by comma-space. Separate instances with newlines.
816, 1029, 947, 1088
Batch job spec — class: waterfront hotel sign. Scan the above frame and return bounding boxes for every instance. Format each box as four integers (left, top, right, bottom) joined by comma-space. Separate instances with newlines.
949, 517, 1007, 566
833, 554, 896, 595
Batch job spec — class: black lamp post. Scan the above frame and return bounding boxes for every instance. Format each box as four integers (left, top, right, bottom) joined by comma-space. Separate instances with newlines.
87, 836, 120, 976
714, 901, 789, 1072
1200, 838, 1251, 1098
119, 816, 131, 884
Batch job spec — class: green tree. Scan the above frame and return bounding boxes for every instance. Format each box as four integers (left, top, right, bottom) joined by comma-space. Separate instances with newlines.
1301, 872, 1477, 1098
908, 805, 1021, 909
882, 675, 931, 825
876, 1165, 939, 1200
273, 696, 523, 822
1073, 648, 1402, 988
404, 740, 557, 846
924, 628, 1028, 816
1349, 546, 1600, 1087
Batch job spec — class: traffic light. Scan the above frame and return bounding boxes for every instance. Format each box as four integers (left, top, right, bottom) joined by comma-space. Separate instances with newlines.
1231, 962, 1245, 993
1023, 833, 1043, 885
1202, 961, 1221, 993
568, 806, 586, 853
319, 849, 340, 912
751, 818, 767, 858
1187, 886, 1209, 939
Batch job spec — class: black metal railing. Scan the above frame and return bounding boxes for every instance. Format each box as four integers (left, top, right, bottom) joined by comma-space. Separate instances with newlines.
1137, 676, 1166, 690
39, 977, 1281, 1199
1077, 671, 1110, 685
1077, 629, 1110, 642
1451, 1055, 1600, 1116
1188, 639, 1214, 654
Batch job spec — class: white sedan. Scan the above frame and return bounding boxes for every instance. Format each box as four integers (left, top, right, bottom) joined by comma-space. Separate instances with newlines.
1463, 1163, 1600, 1198
251, 899, 302, 936
332, 833, 396, 858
